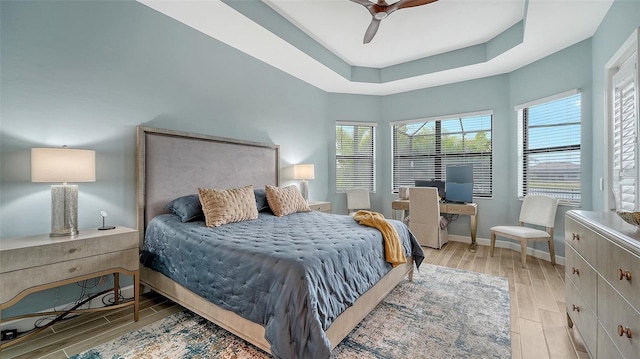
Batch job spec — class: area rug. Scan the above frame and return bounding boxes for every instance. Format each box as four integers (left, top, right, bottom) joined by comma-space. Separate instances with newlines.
71, 264, 510, 358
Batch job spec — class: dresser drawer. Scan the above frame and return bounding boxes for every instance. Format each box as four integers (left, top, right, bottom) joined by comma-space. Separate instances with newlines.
0, 227, 138, 273
566, 280, 597, 356
597, 237, 640, 311
565, 244, 597, 311
565, 216, 597, 264
598, 276, 640, 359
0, 248, 139, 304
598, 323, 625, 359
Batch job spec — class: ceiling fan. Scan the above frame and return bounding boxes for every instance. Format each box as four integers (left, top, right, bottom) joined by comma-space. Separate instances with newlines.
350, 0, 439, 44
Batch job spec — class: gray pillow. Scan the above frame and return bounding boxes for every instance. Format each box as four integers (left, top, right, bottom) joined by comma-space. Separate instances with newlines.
254, 188, 271, 212
165, 194, 203, 222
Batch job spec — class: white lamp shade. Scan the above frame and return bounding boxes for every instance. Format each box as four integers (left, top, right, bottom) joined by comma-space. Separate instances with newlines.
294, 164, 315, 180
31, 148, 96, 183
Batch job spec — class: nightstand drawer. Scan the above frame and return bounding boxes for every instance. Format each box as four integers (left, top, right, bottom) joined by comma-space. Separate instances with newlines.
308, 201, 332, 213
1, 227, 138, 273
0, 248, 139, 304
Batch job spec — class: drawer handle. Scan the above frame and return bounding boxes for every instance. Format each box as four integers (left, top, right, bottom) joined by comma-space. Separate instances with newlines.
572, 267, 580, 275
68, 266, 80, 273
618, 325, 632, 338
572, 233, 580, 241
572, 304, 580, 312
68, 247, 81, 254
618, 268, 632, 281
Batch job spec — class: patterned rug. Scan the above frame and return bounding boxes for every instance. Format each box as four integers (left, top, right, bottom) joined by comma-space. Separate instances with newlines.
71, 264, 511, 359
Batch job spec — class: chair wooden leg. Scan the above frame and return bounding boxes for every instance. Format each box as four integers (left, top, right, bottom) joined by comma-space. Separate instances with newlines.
548, 238, 556, 265
490, 231, 496, 257
520, 240, 527, 268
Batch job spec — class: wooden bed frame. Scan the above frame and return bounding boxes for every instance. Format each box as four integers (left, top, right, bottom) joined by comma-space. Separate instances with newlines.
135, 125, 414, 354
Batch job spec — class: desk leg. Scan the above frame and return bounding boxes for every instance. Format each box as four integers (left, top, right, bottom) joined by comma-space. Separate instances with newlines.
392, 209, 406, 221
469, 213, 478, 252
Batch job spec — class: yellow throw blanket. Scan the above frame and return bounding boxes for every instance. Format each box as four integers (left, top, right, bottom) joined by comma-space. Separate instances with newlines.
353, 210, 407, 267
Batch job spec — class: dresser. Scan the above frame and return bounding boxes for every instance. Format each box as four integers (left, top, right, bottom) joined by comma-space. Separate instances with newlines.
0, 226, 139, 348
565, 210, 639, 359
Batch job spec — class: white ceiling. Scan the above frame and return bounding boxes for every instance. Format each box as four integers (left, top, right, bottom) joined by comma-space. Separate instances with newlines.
264, 0, 526, 68
138, 0, 614, 95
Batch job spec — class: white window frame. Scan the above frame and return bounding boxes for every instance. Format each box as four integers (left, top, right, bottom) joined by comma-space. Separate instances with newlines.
335, 121, 377, 193
516, 89, 582, 206
605, 27, 639, 212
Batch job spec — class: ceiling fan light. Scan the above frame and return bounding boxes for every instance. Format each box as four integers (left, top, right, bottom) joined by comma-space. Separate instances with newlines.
374, 12, 388, 20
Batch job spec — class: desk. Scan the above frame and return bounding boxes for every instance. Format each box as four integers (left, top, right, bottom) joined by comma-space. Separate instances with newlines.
392, 200, 478, 252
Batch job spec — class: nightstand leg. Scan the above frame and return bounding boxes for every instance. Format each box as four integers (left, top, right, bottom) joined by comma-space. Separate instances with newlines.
134, 270, 140, 322
114, 273, 120, 305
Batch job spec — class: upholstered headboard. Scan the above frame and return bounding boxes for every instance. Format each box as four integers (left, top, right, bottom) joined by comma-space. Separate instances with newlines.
136, 126, 280, 247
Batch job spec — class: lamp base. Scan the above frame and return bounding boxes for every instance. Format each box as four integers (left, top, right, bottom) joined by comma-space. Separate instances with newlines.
98, 226, 116, 230
299, 180, 309, 203
50, 184, 79, 237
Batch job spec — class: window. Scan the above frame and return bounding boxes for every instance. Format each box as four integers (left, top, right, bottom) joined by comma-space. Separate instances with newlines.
606, 29, 638, 212
516, 90, 581, 206
391, 111, 492, 197
336, 122, 376, 192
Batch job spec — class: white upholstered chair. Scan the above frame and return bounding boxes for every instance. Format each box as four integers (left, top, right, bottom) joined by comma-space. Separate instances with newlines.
409, 187, 448, 249
490, 195, 559, 268
347, 188, 371, 215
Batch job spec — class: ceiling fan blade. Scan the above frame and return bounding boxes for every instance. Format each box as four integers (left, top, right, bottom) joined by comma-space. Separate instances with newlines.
392, 0, 438, 11
350, 0, 387, 16
363, 18, 381, 44
349, 0, 375, 7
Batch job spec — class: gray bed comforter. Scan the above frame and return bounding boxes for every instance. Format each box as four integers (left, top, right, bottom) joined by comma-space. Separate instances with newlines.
140, 211, 423, 359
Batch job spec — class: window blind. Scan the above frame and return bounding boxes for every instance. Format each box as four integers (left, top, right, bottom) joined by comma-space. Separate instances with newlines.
517, 92, 581, 205
391, 112, 492, 196
336, 122, 376, 192
612, 58, 638, 211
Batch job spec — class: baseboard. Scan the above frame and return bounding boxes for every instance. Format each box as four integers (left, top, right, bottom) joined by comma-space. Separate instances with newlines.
447, 234, 566, 266
1, 285, 135, 333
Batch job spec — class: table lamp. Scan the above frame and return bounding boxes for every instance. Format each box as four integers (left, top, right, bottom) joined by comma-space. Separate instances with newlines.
293, 164, 315, 202
31, 146, 96, 237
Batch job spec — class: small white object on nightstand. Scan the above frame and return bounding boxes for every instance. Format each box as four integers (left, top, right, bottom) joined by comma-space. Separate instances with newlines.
98, 210, 116, 230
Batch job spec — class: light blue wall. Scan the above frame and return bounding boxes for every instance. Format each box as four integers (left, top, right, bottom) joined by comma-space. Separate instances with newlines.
0, 0, 330, 317
2, 0, 639, 317
1, 0, 331, 239
508, 39, 593, 254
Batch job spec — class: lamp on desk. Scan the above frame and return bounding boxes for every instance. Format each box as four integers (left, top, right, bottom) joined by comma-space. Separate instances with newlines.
293, 164, 314, 202
31, 146, 96, 237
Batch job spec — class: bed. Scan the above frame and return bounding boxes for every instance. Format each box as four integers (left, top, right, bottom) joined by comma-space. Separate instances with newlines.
135, 126, 424, 359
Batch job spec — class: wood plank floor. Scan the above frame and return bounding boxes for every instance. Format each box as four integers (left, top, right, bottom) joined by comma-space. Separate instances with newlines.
1, 242, 588, 358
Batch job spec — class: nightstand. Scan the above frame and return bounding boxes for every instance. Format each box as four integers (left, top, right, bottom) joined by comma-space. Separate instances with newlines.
0, 226, 139, 348
308, 201, 332, 213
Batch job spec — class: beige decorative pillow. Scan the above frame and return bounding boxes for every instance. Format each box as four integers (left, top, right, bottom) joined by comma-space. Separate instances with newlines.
198, 185, 259, 227
265, 185, 311, 217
